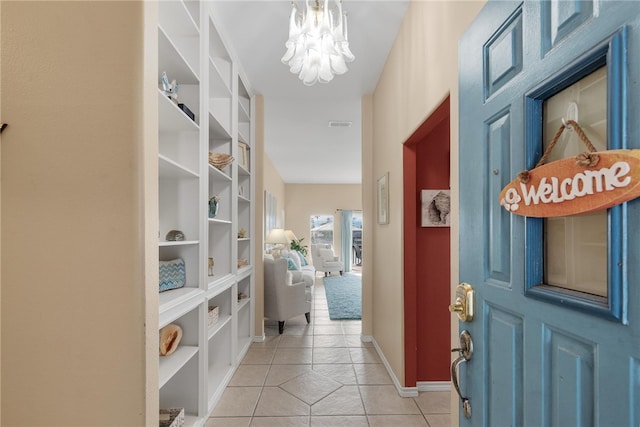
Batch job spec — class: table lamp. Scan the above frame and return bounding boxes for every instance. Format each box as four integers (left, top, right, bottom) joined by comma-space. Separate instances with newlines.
265, 228, 289, 258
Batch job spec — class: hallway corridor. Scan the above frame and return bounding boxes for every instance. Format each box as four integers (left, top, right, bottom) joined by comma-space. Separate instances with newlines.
206, 276, 451, 426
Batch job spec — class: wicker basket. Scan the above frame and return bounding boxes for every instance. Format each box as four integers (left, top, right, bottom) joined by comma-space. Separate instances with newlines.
159, 408, 184, 427
208, 152, 234, 170
208, 305, 219, 327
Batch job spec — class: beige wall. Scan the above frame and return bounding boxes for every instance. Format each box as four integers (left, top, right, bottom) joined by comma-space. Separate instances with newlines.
284, 184, 362, 260
0, 1, 2, 424
369, 0, 485, 393
1, 2, 155, 424
0, 1, 3, 419
143, 2, 160, 422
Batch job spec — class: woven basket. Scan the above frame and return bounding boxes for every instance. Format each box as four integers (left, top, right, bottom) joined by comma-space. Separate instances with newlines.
209, 152, 234, 170
159, 408, 184, 427
207, 305, 219, 327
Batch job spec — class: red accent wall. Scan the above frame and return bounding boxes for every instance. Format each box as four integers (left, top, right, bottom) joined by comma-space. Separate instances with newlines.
403, 96, 451, 385
415, 115, 450, 381
403, 143, 418, 386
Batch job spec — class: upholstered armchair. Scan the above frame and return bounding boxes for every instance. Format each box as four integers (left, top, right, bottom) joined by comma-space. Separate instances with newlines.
279, 249, 316, 291
311, 244, 344, 277
264, 256, 311, 334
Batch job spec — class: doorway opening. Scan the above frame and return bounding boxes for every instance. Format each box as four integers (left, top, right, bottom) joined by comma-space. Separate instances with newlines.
351, 212, 363, 272
403, 96, 451, 387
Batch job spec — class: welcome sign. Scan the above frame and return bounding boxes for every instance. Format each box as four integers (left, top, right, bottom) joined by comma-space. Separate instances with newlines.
499, 150, 640, 217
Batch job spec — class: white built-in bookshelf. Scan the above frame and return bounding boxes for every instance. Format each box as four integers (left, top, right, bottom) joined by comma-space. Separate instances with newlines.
157, 1, 254, 424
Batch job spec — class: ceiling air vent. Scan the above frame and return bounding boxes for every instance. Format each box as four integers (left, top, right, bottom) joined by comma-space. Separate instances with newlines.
328, 120, 353, 128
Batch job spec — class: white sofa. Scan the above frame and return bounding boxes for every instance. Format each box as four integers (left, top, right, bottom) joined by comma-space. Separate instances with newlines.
263, 256, 311, 334
311, 244, 344, 276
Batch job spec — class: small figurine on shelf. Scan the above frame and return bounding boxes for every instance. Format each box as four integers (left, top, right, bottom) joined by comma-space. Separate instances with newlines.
237, 258, 249, 269
161, 71, 179, 104
238, 228, 247, 238
208, 257, 214, 276
159, 324, 182, 356
209, 195, 220, 218
165, 229, 185, 241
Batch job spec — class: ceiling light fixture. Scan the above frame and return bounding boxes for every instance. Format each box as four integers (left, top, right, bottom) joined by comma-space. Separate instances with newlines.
281, 0, 355, 86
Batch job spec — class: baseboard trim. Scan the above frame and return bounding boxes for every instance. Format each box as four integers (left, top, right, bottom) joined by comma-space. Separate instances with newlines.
253, 334, 266, 343
416, 381, 451, 392
365, 335, 419, 398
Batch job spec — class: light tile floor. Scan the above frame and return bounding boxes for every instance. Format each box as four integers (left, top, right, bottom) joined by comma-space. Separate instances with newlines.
206, 275, 451, 427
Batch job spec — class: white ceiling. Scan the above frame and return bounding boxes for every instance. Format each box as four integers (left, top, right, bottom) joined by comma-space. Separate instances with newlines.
210, 0, 409, 183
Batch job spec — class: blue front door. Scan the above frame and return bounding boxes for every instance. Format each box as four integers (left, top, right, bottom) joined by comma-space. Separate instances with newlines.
459, 1, 640, 425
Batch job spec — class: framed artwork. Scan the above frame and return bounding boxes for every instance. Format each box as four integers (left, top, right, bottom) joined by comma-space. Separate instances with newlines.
265, 191, 277, 237
238, 142, 249, 170
421, 189, 451, 227
377, 173, 389, 224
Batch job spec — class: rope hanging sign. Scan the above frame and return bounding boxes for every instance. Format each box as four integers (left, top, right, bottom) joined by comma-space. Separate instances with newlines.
499, 120, 640, 217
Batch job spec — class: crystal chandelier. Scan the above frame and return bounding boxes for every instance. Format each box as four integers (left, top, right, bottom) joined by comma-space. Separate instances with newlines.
281, 0, 355, 86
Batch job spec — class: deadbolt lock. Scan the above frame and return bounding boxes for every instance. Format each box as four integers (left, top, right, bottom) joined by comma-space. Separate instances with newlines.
449, 283, 474, 322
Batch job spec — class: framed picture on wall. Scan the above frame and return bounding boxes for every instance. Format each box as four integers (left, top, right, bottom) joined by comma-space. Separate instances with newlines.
421, 189, 451, 227
238, 141, 249, 170
377, 173, 389, 224
265, 191, 277, 237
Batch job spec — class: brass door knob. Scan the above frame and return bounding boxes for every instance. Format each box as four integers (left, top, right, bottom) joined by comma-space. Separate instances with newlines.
449, 300, 464, 314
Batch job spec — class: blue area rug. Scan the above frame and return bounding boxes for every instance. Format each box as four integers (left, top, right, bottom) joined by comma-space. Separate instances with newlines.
323, 274, 362, 320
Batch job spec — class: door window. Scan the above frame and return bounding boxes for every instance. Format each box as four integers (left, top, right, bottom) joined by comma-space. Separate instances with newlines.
543, 67, 608, 297
524, 30, 627, 321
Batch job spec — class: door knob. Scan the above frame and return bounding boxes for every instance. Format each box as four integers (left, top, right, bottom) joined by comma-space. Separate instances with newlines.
449, 283, 474, 322
449, 300, 465, 314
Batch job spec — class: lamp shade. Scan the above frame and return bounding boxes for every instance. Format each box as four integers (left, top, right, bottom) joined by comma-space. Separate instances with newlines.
265, 228, 289, 245
284, 230, 298, 242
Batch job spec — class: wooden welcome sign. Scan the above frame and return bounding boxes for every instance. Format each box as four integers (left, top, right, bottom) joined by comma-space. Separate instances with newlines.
499, 120, 640, 218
